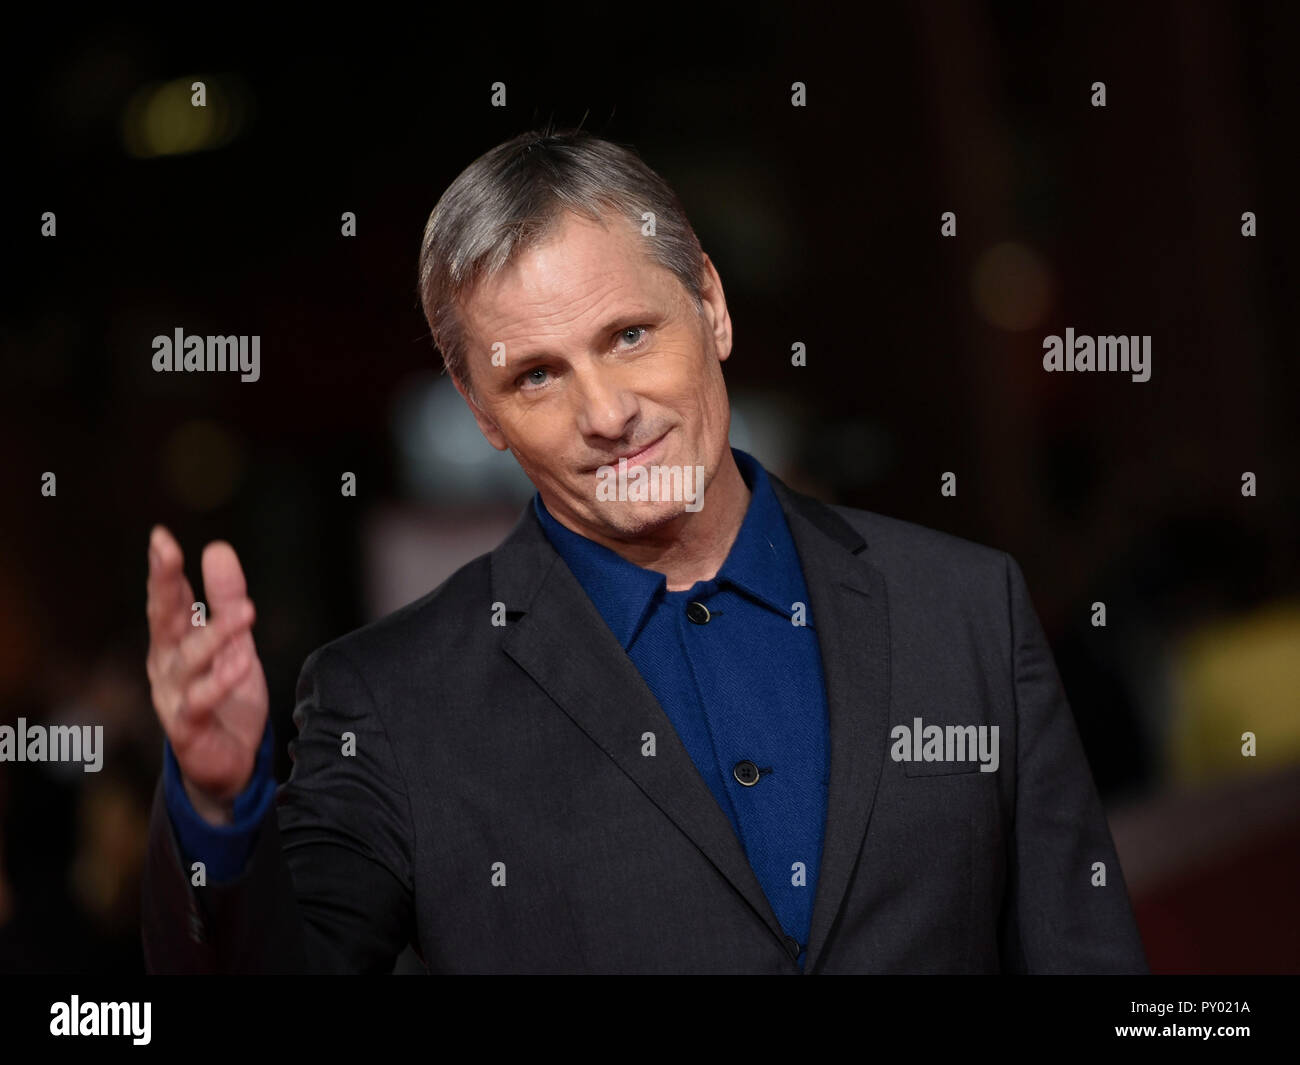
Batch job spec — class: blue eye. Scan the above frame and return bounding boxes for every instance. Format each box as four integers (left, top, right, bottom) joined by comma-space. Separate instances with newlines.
518, 367, 550, 390
617, 326, 647, 348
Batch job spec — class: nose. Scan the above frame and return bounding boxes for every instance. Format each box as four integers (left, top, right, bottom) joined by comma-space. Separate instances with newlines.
572, 362, 638, 443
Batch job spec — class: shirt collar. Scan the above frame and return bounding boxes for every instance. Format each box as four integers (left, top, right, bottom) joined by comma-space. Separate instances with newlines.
532, 446, 811, 649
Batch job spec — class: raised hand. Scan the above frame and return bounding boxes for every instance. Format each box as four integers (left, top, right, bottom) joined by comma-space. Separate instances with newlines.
145, 525, 269, 826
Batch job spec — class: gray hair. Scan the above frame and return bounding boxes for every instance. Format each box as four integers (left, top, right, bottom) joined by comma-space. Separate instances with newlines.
417, 129, 705, 403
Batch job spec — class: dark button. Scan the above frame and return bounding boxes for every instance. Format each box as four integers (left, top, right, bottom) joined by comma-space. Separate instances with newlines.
784, 934, 801, 961
733, 759, 760, 786
188, 911, 206, 944
685, 601, 711, 624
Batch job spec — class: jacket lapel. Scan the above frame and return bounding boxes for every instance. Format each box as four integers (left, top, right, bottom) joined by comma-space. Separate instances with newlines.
767, 475, 893, 973
490, 472, 893, 972
492, 506, 789, 951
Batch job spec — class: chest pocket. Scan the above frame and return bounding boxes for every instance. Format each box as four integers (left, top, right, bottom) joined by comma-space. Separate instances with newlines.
904, 757, 984, 778
896, 720, 1000, 777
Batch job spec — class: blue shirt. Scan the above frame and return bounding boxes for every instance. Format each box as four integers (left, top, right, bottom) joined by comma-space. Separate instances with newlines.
531, 447, 830, 965
163, 446, 830, 965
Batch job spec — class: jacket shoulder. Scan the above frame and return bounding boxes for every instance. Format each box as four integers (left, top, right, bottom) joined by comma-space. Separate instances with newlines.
823, 503, 1014, 589
302, 550, 495, 677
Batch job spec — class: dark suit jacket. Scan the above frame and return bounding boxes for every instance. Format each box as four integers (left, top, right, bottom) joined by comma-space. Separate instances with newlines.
142, 471, 1148, 973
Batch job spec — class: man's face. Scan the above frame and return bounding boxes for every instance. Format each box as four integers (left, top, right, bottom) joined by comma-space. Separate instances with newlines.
454, 210, 734, 544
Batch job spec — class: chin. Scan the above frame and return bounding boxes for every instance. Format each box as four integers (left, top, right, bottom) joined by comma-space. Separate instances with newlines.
599, 500, 690, 537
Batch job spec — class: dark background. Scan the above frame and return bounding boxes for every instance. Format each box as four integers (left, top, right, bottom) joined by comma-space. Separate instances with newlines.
1, 2, 1297, 973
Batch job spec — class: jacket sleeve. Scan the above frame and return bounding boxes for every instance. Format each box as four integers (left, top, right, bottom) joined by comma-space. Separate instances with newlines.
162, 721, 276, 882
142, 643, 417, 973
997, 554, 1148, 974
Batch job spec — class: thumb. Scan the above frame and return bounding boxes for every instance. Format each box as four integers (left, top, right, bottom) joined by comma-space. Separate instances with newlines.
200, 541, 249, 614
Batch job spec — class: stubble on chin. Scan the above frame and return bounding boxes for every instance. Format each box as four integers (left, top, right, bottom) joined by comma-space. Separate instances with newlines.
590, 499, 692, 540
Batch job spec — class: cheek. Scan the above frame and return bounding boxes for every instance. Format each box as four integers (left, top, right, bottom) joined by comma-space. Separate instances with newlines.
508, 420, 581, 477
644, 340, 716, 397
682, 361, 728, 412
501, 404, 565, 444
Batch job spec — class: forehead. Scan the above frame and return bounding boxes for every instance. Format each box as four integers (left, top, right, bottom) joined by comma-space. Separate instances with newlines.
461, 210, 677, 337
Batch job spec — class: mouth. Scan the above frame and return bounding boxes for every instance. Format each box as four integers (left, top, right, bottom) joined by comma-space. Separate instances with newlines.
590, 430, 669, 472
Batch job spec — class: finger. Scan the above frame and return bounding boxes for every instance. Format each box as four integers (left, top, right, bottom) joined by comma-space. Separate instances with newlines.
184, 641, 255, 718
146, 526, 194, 649
170, 598, 256, 690
162, 603, 255, 733
213, 625, 257, 676
152, 597, 254, 730
151, 570, 197, 650
201, 541, 249, 615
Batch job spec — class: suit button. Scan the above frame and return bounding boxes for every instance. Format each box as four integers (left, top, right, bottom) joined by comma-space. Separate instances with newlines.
188, 911, 206, 944
685, 601, 711, 624
733, 760, 760, 786
784, 935, 801, 960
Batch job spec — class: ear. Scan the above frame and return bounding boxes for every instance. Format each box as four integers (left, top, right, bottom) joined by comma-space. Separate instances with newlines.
451, 368, 510, 451
697, 252, 733, 363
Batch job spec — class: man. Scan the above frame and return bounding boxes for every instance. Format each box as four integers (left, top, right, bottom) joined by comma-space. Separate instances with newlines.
142, 129, 1148, 974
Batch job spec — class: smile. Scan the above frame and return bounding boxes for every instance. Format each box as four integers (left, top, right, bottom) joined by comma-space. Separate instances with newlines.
593, 431, 669, 471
